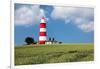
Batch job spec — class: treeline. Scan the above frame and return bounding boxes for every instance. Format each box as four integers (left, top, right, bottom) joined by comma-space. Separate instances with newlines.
24, 37, 62, 45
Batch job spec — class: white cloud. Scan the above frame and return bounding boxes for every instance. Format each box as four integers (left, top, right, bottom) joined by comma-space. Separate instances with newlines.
77, 21, 94, 32
15, 5, 94, 32
15, 5, 46, 26
51, 6, 94, 32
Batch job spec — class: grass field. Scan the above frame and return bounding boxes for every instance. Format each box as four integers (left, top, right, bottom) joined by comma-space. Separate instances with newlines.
15, 44, 94, 65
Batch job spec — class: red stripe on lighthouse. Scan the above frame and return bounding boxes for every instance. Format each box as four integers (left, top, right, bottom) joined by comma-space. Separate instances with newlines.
39, 32, 46, 36
40, 23, 46, 28
39, 41, 45, 44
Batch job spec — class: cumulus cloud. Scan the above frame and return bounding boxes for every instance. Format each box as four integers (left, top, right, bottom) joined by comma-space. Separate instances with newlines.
15, 4, 94, 32
77, 21, 94, 32
15, 5, 46, 26
51, 6, 94, 32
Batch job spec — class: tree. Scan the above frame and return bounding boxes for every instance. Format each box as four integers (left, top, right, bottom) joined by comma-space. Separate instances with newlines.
59, 42, 62, 44
49, 37, 51, 41
25, 37, 34, 45
52, 37, 55, 42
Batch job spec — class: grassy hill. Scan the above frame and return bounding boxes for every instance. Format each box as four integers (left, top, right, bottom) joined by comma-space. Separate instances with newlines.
15, 44, 94, 65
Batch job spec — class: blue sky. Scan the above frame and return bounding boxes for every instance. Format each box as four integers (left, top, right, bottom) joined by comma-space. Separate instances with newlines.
15, 3, 94, 45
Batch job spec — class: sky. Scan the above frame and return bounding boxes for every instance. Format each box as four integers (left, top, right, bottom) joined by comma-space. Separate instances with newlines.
14, 3, 94, 45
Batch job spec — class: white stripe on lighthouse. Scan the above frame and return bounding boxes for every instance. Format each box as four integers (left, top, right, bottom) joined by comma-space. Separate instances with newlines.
40, 28, 46, 32
41, 19, 46, 23
39, 36, 46, 41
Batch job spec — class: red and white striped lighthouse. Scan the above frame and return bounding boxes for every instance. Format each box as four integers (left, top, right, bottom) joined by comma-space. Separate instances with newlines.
39, 16, 46, 44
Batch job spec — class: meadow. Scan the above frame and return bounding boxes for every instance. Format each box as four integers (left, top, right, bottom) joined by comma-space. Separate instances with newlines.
15, 44, 94, 65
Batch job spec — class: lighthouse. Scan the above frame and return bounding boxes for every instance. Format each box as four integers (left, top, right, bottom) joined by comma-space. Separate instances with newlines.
39, 16, 47, 44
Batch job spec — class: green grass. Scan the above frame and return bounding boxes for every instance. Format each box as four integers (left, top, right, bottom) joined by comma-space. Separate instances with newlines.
15, 44, 94, 65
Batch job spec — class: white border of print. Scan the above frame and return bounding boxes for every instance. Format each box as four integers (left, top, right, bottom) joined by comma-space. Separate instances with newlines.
11, 0, 95, 69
